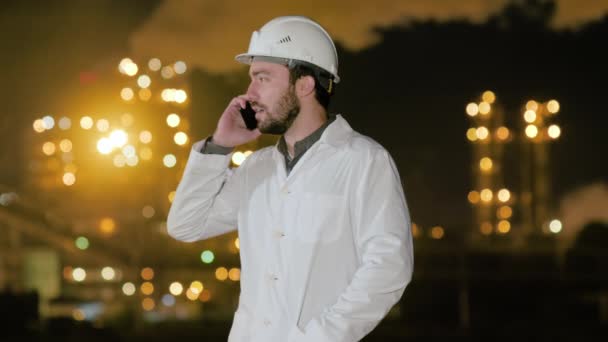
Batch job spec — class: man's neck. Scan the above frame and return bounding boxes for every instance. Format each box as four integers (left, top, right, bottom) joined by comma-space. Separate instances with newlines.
283, 108, 328, 157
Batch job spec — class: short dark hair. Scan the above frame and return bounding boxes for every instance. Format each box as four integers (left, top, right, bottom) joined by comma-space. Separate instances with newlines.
288, 62, 335, 110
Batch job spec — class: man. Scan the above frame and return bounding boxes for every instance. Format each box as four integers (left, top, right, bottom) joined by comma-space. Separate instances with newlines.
167, 16, 413, 342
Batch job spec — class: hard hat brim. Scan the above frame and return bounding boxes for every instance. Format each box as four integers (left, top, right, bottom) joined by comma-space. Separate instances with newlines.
235, 53, 340, 83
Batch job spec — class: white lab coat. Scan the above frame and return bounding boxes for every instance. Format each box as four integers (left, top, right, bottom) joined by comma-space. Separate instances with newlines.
167, 115, 413, 341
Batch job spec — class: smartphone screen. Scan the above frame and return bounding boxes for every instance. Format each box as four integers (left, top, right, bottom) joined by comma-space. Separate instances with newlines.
240, 101, 257, 130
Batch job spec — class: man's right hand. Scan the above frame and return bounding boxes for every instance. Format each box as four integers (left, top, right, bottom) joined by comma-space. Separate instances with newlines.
211, 95, 262, 147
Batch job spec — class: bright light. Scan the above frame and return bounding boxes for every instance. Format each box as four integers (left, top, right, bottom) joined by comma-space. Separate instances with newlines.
58, 117, 71, 130
148, 58, 161, 71
168, 191, 176, 203
232, 152, 246, 166
234, 237, 240, 249
96, 119, 110, 132
162, 294, 175, 307
201, 250, 214, 264
169, 282, 183, 296
124, 62, 138, 76
498, 206, 513, 219
97, 138, 113, 154
141, 267, 154, 280
119, 58, 138, 76
228, 268, 241, 281
101, 267, 115, 281
99, 217, 116, 235
122, 282, 136, 296
174, 61, 187, 74
75, 236, 89, 250
547, 99, 560, 114
476, 126, 489, 140
174, 90, 188, 103
122, 145, 136, 158
139, 88, 152, 101
496, 126, 510, 140
109, 130, 128, 148
466, 128, 478, 141
174, 132, 188, 145
142, 298, 155, 311
42, 142, 56, 156
139, 130, 152, 144
141, 282, 154, 295
190, 281, 204, 294
497, 188, 511, 202
478, 101, 491, 115
137, 75, 151, 88
63, 172, 76, 186
244, 151, 253, 157
480, 189, 493, 202
121, 87, 134, 101
122, 155, 136, 167
72, 309, 85, 321
525, 124, 538, 138
161, 66, 175, 79
142, 205, 155, 218
161, 88, 175, 102
466, 103, 479, 117
113, 154, 126, 168
479, 157, 493, 172
80, 116, 94, 129
42, 115, 55, 130
430, 226, 444, 239
482, 90, 496, 104
186, 288, 199, 301
166, 113, 180, 127
548, 124, 561, 139
216, 267, 229, 281
468, 191, 480, 204
524, 110, 537, 123
497, 220, 511, 233
526, 100, 538, 111
59, 139, 72, 152
411, 223, 421, 238
33, 119, 45, 133
549, 219, 563, 233
72, 267, 86, 282
163, 154, 177, 168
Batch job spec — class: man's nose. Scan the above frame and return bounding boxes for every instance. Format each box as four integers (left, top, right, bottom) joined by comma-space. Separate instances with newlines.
246, 82, 258, 100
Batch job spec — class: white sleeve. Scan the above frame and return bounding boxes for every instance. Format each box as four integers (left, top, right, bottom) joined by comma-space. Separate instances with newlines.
166, 140, 244, 242
294, 149, 414, 342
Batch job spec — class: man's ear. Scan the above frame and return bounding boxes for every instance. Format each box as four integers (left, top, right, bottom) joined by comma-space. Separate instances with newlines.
295, 75, 316, 98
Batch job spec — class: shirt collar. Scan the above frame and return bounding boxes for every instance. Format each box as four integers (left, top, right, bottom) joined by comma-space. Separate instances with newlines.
277, 114, 336, 159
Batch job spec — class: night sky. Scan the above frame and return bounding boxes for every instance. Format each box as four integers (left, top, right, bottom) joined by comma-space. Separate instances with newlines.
1, 0, 607, 230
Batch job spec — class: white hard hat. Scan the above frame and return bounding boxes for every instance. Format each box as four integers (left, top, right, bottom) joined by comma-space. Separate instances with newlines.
235, 16, 340, 83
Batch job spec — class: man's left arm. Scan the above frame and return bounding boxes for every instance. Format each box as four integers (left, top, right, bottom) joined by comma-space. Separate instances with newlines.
293, 148, 414, 342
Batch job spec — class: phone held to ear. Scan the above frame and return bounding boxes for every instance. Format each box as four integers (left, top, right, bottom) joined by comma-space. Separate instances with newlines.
240, 101, 257, 130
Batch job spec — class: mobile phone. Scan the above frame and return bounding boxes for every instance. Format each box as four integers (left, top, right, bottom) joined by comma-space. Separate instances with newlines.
239, 101, 257, 130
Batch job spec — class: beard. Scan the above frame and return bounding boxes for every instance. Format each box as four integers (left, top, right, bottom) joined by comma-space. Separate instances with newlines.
256, 85, 300, 135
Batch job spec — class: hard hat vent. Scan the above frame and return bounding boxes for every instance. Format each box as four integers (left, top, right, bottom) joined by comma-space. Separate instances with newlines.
278, 35, 292, 44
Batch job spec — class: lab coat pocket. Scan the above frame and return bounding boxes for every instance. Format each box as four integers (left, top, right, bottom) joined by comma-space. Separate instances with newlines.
296, 192, 345, 243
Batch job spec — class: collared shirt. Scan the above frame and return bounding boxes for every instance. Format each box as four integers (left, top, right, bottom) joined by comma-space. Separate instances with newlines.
203, 115, 336, 176
167, 115, 413, 342
276, 115, 335, 175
